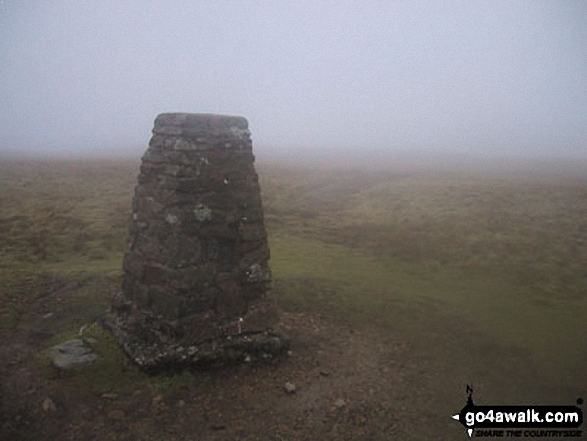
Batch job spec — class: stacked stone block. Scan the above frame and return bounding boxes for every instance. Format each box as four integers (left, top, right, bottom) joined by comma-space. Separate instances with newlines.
107, 113, 287, 371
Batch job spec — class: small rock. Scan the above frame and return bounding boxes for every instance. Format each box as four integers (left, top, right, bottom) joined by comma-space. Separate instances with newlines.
46, 339, 98, 370
101, 393, 118, 399
42, 398, 57, 412
177, 400, 185, 408
284, 382, 296, 394
42, 312, 54, 319
319, 370, 330, 377
107, 409, 125, 421
333, 398, 346, 409
286, 350, 294, 357
152, 394, 164, 405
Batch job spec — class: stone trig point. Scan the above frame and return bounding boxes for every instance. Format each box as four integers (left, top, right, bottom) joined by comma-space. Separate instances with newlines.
107, 113, 288, 372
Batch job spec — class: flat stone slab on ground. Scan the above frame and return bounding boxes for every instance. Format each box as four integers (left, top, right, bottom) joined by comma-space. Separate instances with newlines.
46, 339, 98, 370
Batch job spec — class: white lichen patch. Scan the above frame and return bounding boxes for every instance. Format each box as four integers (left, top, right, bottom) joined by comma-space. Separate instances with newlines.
165, 213, 179, 224
193, 204, 212, 222
229, 126, 250, 141
173, 139, 191, 150
246, 263, 264, 282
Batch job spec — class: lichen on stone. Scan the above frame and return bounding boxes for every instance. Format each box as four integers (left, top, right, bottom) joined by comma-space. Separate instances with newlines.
193, 204, 212, 222
246, 263, 264, 282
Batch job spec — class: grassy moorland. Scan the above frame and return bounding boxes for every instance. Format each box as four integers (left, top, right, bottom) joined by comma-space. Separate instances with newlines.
261, 159, 587, 380
259, 156, 586, 406
0, 154, 585, 439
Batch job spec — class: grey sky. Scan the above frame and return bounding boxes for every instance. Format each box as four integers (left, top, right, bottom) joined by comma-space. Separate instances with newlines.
0, 0, 586, 158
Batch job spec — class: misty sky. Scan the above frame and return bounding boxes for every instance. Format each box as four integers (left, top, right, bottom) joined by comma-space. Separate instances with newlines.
0, 0, 586, 158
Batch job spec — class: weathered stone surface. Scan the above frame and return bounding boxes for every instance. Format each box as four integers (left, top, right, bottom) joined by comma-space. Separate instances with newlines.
106, 113, 288, 372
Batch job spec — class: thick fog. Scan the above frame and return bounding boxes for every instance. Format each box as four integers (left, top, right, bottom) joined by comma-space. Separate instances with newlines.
0, 0, 586, 158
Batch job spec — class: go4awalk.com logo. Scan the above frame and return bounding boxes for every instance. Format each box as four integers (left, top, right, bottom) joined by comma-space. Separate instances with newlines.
451, 385, 583, 438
